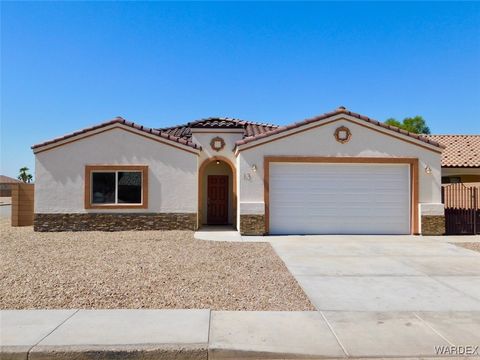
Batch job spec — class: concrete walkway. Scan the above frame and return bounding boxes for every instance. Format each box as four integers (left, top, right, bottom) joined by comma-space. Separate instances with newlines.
2, 309, 480, 359
1, 309, 209, 360
194, 228, 480, 243
195, 226, 243, 242
194, 226, 266, 242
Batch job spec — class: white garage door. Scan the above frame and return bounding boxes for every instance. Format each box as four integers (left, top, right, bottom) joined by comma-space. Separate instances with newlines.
269, 163, 410, 235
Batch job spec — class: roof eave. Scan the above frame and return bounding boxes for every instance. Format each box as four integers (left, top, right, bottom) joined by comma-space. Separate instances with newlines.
442, 165, 480, 168
32, 118, 202, 154
235, 110, 444, 153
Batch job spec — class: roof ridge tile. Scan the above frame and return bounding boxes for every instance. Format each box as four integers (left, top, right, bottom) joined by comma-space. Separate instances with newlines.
157, 116, 280, 141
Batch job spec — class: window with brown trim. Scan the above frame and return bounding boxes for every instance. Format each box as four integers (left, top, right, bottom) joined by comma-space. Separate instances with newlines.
85, 165, 148, 209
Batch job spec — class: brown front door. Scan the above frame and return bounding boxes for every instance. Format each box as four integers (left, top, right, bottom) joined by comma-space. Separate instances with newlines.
207, 175, 229, 224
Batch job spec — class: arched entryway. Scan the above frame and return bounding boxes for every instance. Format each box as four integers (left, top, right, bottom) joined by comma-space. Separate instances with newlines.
198, 157, 236, 227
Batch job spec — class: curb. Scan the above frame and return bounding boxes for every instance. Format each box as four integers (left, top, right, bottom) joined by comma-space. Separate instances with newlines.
28, 344, 208, 360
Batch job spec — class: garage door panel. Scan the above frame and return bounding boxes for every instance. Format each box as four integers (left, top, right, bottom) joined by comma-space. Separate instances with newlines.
272, 179, 407, 191
270, 217, 408, 234
269, 163, 410, 235
269, 203, 407, 210
271, 206, 407, 218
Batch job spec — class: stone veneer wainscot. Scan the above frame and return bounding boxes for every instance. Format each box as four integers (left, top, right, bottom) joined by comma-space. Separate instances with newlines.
34, 213, 197, 232
239, 214, 266, 236
421, 215, 446, 236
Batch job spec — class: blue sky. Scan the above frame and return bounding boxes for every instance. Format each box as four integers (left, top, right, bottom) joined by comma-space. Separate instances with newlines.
1, 2, 479, 178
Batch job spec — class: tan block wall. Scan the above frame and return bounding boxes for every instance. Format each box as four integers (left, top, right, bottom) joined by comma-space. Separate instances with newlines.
0, 189, 11, 197
11, 183, 34, 226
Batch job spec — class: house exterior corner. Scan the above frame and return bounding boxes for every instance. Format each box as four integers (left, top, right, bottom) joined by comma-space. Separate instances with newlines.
33, 125, 199, 232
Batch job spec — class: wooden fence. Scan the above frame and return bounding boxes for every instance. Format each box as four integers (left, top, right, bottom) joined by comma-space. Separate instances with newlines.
11, 183, 34, 226
442, 183, 480, 235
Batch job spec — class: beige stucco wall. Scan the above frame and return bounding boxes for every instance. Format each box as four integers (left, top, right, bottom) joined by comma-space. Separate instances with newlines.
35, 127, 198, 214
192, 130, 243, 166
236, 115, 443, 221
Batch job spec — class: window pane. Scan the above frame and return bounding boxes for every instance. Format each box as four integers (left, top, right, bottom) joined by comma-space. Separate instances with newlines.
92, 172, 116, 204
117, 172, 142, 203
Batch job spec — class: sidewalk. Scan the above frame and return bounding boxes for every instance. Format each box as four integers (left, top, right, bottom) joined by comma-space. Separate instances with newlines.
2, 309, 479, 359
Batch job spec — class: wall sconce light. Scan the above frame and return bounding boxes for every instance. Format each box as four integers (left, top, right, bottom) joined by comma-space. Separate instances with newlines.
216, 160, 220, 165
425, 165, 432, 174
251, 164, 257, 172
244, 173, 252, 180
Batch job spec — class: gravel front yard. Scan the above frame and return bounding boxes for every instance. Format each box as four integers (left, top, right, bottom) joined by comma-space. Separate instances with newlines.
454, 242, 480, 253
0, 219, 314, 310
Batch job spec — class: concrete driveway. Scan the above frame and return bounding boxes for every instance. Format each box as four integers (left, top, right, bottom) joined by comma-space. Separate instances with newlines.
269, 235, 480, 311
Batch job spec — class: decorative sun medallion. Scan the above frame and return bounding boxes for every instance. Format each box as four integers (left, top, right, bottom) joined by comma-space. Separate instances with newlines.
210, 136, 226, 152
334, 126, 352, 144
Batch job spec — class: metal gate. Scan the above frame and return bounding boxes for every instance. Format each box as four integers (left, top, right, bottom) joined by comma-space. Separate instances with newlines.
442, 184, 480, 235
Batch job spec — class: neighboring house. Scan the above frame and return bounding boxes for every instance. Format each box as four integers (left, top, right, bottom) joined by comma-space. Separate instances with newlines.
0, 175, 22, 197
32, 106, 446, 235
424, 135, 480, 185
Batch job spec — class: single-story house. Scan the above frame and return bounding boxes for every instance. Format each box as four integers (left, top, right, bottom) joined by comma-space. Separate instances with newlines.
32, 106, 446, 235
424, 135, 480, 186
0, 175, 22, 197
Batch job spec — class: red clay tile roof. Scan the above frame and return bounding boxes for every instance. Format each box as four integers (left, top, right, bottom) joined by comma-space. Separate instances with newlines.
423, 135, 480, 167
158, 117, 278, 140
234, 107, 444, 150
32, 109, 449, 155
0, 175, 22, 184
32, 117, 201, 151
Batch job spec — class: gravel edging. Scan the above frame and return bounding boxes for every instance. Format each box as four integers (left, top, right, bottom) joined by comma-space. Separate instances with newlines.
452, 242, 480, 253
0, 219, 314, 310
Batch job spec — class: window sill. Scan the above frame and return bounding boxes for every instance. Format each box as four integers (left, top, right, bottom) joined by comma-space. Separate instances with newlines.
85, 204, 147, 210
